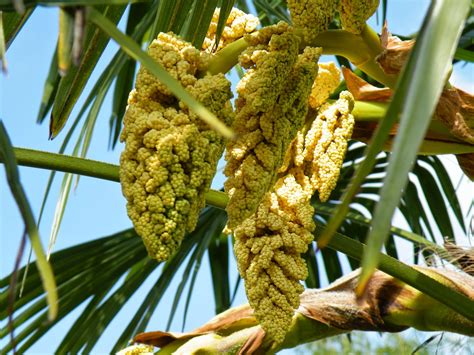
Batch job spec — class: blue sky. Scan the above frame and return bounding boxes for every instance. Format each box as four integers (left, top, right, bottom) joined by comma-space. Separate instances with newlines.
1, 1, 473, 353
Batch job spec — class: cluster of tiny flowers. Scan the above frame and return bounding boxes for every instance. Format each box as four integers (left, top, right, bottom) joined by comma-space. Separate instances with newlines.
309, 62, 341, 109
233, 176, 314, 343
119, 33, 233, 262
288, 0, 380, 39
117, 344, 154, 355
224, 22, 322, 229
233, 91, 355, 343
202, 7, 260, 52
287, 0, 339, 42
299, 91, 355, 201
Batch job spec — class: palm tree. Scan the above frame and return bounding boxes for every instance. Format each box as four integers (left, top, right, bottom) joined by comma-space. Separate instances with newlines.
0, 0, 473, 353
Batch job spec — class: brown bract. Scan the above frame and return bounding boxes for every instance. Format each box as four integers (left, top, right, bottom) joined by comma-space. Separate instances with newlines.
376, 23, 415, 75
342, 63, 474, 179
342, 66, 392, 102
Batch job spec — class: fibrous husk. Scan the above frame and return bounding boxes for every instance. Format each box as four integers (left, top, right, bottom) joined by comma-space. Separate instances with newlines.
435, 87, 474, 145
443, 242, 474, 276
456, 153, 474, 180
132, 267, 474, 354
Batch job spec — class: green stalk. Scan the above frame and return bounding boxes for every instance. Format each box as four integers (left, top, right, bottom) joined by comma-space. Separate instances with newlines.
6, 147, 119, 182
350, 100, 388, 121
2, 148, 229, 210
207, 25, 398, 88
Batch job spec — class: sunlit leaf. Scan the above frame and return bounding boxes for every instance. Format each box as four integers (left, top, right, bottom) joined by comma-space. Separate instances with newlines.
208, 233, 231, 313
303, 245, 320, 289
37, 48, 60, 123
181, 209, 226, 329
0, 0, 144, 10
108, 2, 146, 149
0, 11, 6, 71
212, 0, 236, 52
50, 5, 126, 139
57, 7, 74, 75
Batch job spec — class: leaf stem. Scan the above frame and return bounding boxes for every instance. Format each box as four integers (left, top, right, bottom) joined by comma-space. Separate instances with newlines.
2, 146, 474, 323
324, 230, 474, 322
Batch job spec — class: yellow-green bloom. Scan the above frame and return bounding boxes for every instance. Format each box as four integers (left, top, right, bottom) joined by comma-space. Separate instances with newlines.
225, 24, 322, 229
340, 0, 380, 34
116, 343, 154, 355
120, 33, 233, 262
234, 91, 355, 344
203, 7, 260, 52
287, 0, 339, 42
309, 62, 341, 109
301, 91, 355, 201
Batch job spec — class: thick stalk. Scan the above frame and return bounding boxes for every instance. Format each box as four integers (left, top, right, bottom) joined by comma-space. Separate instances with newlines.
207, 25, 398, 88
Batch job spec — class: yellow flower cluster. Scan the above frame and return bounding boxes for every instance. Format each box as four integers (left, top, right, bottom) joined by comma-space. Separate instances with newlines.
234, 91, 355, 343
117, 344, 154, 355
225, 23, 322, 229
203, 7, 260, 52
120, 33, 233, 262
297, 91, 355, 201
340, 0, 380, 34
288, 0, 380, 39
